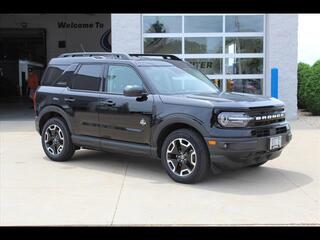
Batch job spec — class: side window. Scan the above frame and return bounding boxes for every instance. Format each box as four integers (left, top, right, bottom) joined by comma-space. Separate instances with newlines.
106, 65, 143, 94
54, 64, 78, 87
72, 64, 103, 91
41, 65, 68, 86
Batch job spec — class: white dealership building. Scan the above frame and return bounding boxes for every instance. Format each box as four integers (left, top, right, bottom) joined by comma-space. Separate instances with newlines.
0, 14, 298, 119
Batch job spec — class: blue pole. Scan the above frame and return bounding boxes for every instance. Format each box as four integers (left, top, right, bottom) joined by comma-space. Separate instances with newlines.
271, 68, 278, 98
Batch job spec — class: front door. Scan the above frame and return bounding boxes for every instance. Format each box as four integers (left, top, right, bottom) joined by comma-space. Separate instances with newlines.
98, 64, 153, 144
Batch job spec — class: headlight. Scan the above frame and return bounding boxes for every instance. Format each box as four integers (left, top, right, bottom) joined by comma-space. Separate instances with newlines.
217, 112, 253, 128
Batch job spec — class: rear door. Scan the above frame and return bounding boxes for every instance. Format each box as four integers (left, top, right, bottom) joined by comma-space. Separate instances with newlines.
98, 64, 153, 144
63, 63, 103, 137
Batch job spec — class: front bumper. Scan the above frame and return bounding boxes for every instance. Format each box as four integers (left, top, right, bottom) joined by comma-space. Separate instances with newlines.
204, 130, 292, 173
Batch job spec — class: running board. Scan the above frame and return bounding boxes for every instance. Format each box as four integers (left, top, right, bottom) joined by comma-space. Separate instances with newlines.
71, 135, 152, 157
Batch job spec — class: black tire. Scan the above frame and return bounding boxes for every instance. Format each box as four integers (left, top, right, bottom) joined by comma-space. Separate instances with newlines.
41, 117, 75, 162
248, 160, 268, 167
161, 128, 210, 184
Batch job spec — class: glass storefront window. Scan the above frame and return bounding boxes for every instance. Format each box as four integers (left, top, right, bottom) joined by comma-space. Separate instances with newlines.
185, 58, 223, 75
225, 58, 263, 74
185, 37, 223, 54
227, 79, 263, 94
225, 37, 263, 54
144, 38, 182, 54
143, 16, 182, 33
225, 15, 264, 32
184, 16, 223, 33
142, 14, 265, 95
211, 79, 222, 90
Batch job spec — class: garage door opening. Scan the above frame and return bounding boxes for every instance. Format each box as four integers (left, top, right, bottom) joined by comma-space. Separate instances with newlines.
0, 28, 46, 103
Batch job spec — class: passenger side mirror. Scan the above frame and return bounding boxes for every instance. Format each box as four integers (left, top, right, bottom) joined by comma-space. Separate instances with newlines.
123, 85, 146, 97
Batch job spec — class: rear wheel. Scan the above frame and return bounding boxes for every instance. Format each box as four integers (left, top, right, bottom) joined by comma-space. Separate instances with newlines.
41, 117, 75, 161
161, 129, 210, 184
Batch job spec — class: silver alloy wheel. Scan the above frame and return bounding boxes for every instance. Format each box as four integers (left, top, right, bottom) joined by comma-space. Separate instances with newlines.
44, 124, 64, 155
166, 138, 197, 177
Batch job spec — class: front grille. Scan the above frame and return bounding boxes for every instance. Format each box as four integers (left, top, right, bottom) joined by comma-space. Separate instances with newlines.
252, 129, 270, 137
251, 126, 287, 137
252, 118, 284, 126
248, 107, 285, 127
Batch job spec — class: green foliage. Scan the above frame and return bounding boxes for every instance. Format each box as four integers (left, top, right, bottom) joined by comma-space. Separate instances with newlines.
298, 60, 320, 115
297, 62, 311, 108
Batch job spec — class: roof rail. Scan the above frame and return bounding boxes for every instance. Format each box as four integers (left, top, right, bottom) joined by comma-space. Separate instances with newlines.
129, 54, 182, 61
58, 52, 131, 60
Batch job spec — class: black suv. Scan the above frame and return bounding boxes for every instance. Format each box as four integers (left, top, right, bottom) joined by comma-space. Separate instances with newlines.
34, 52, 292, 183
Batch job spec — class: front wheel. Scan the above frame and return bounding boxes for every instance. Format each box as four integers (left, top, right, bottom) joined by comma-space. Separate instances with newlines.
161, 129, 210, 184
41, 117, 75, 162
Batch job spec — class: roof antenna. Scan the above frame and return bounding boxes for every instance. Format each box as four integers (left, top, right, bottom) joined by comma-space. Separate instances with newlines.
80, 43, 86, 53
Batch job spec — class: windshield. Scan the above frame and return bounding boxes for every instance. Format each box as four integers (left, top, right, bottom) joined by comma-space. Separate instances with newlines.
140, 65, 220, 95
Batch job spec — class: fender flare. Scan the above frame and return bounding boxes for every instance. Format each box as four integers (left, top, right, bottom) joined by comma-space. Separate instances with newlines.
151, 113, 210, 149
38, 105, 73, 134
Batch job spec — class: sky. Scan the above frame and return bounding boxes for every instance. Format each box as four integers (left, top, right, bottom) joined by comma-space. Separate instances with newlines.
298, 14, 320, 65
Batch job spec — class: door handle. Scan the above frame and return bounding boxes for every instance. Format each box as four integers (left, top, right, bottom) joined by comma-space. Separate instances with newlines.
103, 100, 116, 106
100, 99, 116, 106
64, 97, 75, 102
100, 100, 116, 107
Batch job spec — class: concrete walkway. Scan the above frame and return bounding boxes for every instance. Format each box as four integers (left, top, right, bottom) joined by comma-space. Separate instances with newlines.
0, 103, 319, 225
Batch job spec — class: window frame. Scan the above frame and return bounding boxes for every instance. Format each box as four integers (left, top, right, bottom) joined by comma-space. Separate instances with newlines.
142, 14, 266, 95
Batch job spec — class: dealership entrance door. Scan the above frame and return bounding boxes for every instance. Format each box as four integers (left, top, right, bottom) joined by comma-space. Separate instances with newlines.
0, 28, 46, 102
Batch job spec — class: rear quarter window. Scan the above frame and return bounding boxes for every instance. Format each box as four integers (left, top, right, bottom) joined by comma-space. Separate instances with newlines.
41, 65, 68, 86
41, 64, 77, 87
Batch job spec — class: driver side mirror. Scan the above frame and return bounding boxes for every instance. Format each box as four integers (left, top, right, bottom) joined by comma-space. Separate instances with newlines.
123, 85, 146, 97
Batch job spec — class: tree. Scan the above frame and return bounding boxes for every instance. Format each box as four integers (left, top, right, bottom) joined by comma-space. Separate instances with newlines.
306, 61, 320, 115
297, 62, 311, 108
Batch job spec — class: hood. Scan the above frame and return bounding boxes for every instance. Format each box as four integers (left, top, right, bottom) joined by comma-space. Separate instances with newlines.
160, 92, 285, 109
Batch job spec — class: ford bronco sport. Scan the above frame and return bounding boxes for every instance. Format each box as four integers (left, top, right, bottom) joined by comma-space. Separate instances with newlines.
34, 52, 292, 183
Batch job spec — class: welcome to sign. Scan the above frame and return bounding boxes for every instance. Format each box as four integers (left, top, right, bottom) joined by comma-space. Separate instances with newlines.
57, 21, 105, 29
56, 21, 111, 52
